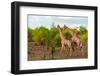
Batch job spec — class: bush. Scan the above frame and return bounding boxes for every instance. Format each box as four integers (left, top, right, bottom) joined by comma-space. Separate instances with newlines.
28, 25, 88, 48
78, 26, 87, 35
28, 28, 34, 42
63, 29, 72, 40
32, 26, 50, 45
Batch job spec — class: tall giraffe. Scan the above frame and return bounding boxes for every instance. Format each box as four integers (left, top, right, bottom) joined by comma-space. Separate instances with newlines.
57, 25, 72, 56
64, 25, 84, 56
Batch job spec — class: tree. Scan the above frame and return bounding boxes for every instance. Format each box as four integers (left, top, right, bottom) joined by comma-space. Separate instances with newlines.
78, 26, 88, 47
63, 28, 72, 40
79, 26, 87, 34
28, 25, 88, 48
28, 28, 34, 42
32, 26, 50, 45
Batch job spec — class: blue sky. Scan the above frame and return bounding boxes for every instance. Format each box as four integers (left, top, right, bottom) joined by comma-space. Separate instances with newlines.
28, 15, 88, 29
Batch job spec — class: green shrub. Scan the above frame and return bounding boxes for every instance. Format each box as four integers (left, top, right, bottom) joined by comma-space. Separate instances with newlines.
28, 25, 88, 48
32, 26, 50, 45
28, 28, 34, 42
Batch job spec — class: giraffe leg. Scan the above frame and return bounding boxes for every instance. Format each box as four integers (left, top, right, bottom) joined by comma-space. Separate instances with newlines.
65, 41, 72, 56
69, 47, 72, 56
60, 44, 64, 54
69, 42, 72, 56
79, 42, 84, 56
81, 46, 84, 56
67, 43, 72, 56
82, 49, 83, 56
61, 41, 65, 50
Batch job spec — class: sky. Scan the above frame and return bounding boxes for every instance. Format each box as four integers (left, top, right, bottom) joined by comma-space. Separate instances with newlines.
28, 15, 88, 29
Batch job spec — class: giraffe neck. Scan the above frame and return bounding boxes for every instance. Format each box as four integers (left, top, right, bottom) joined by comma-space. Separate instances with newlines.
58, 28, 66, 40
66, 27, 80, 40
67, 28, 74, 36
73, 33, 80, 39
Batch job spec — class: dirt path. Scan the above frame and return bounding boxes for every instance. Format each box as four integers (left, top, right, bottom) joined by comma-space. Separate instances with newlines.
28, 42, 88, 61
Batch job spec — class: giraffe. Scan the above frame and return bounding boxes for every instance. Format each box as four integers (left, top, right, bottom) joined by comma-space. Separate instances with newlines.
57, 25, 72, 56
64, 25, 84, 56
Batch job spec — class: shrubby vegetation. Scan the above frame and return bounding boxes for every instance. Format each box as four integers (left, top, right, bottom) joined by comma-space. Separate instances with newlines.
28, 25, 88, 48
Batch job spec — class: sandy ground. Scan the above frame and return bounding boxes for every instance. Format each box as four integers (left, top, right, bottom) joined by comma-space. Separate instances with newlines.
28, 42, 88, 61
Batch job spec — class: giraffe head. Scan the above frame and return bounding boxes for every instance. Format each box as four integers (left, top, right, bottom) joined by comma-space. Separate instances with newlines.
64, 25, 69, 30
57, 25, 64, 32
57, 25, 61, 30
57, 25, 60, 28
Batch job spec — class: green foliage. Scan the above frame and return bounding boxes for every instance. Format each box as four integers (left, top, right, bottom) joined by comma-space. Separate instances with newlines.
78, 26, 88, 34
50, 26, 59, 39
79, 32, 88, 47
63, 29, 72, 39
78, 26, 88, 47
28, 28, 34, 42
53, 34, 61, 47
28, 25, 88, 48
49, 26, 60, 47
32, 26, 50, 45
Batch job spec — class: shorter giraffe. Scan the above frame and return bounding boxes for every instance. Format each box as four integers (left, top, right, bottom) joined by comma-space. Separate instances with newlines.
57, 25, 72, 56
64, 25, 84, 56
